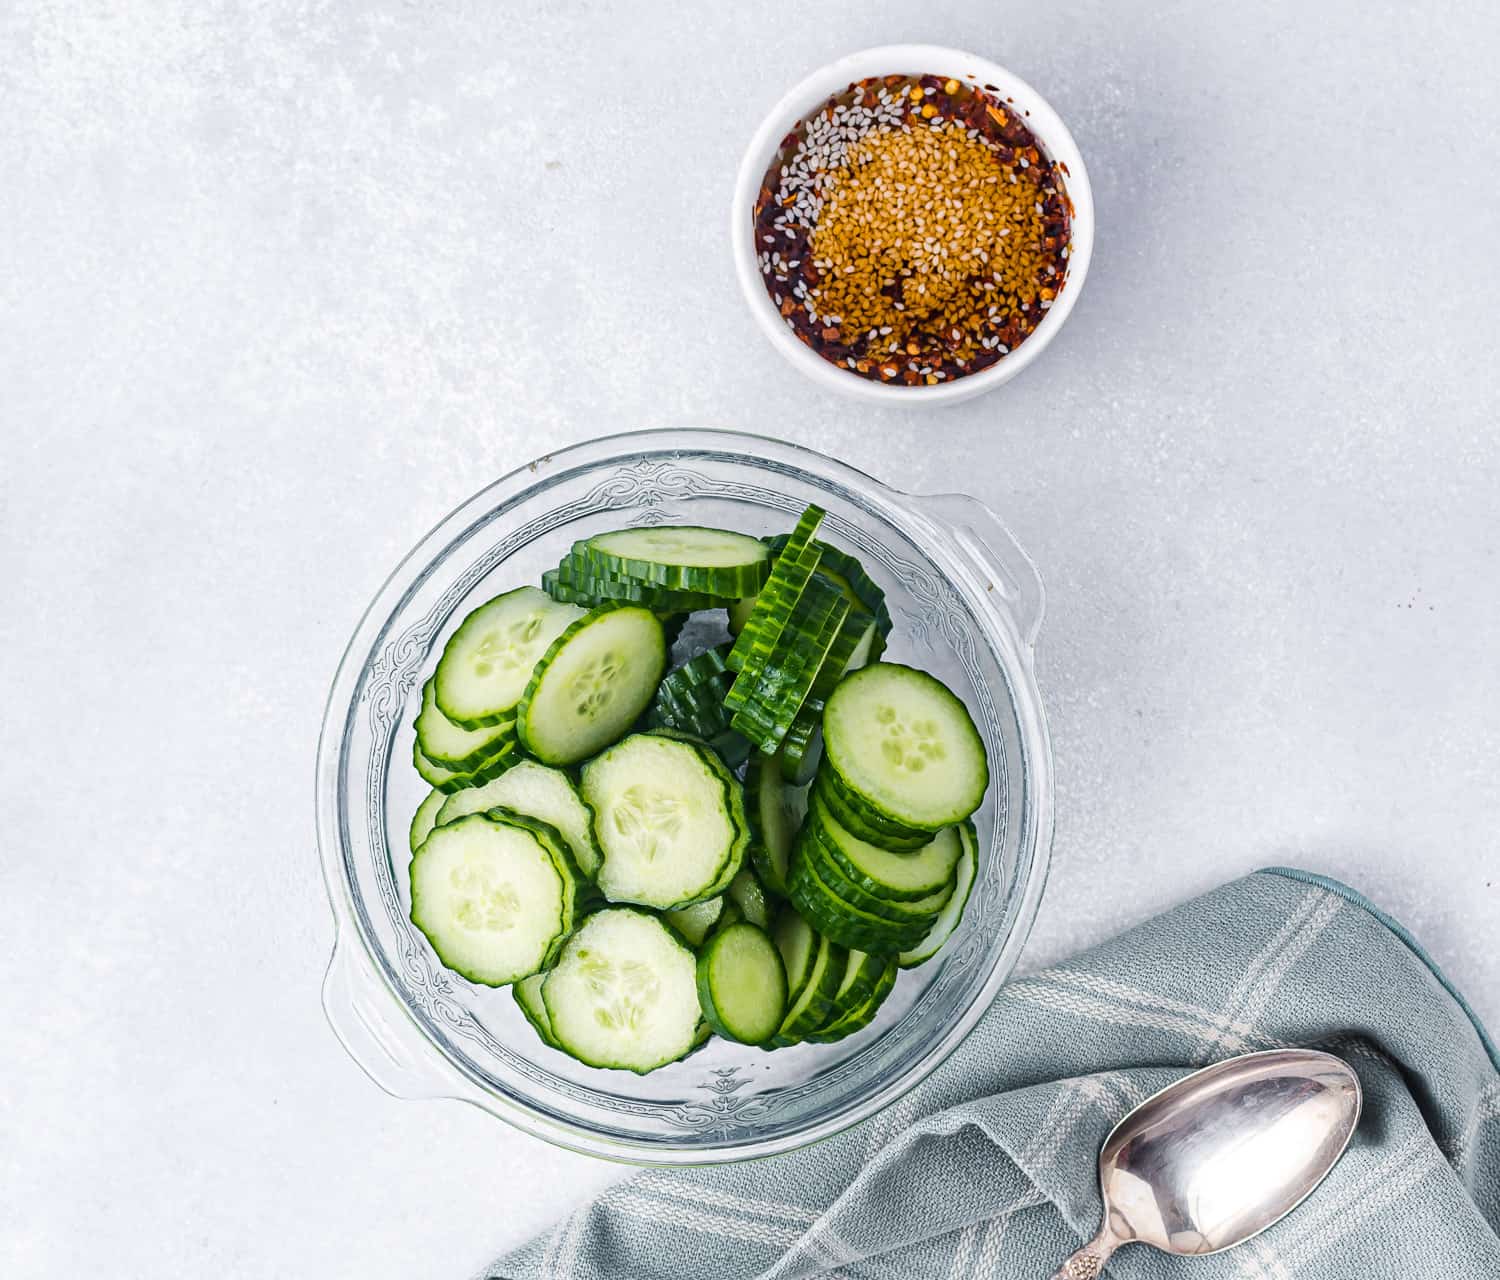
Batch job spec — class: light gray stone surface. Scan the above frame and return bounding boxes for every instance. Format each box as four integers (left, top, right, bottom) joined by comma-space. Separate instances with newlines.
3, 2, 1497, 1276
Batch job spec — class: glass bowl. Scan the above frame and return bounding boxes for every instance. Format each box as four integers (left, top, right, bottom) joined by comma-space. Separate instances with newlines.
315, 429, 1053, 1163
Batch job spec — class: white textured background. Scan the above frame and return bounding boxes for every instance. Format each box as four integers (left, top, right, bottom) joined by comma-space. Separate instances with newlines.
3, 2, 1497, 1276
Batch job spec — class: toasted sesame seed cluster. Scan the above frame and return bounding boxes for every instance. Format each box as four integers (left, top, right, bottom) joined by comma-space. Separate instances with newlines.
754, 75, 1072, 386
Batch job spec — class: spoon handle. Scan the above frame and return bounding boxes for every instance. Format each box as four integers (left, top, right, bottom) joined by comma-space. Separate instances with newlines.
1049, 1227, 1121, 1279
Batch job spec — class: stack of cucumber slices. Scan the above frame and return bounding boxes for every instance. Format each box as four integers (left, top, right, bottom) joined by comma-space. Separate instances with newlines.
405, 506, 988, 1074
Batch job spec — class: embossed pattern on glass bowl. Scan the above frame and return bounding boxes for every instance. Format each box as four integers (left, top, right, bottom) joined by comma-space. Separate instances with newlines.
315, 429, 1053, 1163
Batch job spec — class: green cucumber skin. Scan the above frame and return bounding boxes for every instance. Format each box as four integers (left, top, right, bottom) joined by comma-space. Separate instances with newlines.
778, 705, 823, 785
516, 604, 667, 766
727, 506, 826, 671
745, 753, 807, 898
514, 974, 560, 1047
815, 772, 932, 850
805, 948, 886, 1039
409, 788, 447, 854
546, 559, 727, 613
798, 829, 951, 922
768, 932, 845, 1048
806, 791, 959, 899
414, 679, 518, 770
788, 844, 931, 954
574, 528, 771, 597
807, 959, 899, 1043
413, 737, 521, 794
695, 922, 788, 1046
899, 818, 980, 969
764, 534, 892, 638
727, 586, 849, 750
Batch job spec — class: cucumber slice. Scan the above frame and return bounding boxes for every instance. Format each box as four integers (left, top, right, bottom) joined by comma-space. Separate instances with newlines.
728, 575, 849, 753
799, 831, 952, 922
779, 705, 824, 785
814, 772, 930, 851
413, 678, 517, 770
767, 535, 893, 641
746, 754, 807, 897
808, 957, 899, 1043
409, 788, 446, 854
809, 611, 877, 702
769, 930, 844, 1047
805, 948, 886, 1038
696, 922, 788, 1045
773, 909, 817, 998
582, 733, 745, 909
435, 759, 602, 878
434, 587, 585, 728
577, 527, 772, 597
541, 908, 701, 1073
514, 973, 559, 1047
807, 790, 963, 899
517, 605, 667, 765
788, 842, 933, 953
823, 663, 989, 832
726, 868, 771, 929
409, 813, 578, 986
726, 595, 757, 634
727, 506, 826, 671
664, 896, 725, 947
545, 560, 725, 613
899, 819, 979, 968
413, 736, 520, 794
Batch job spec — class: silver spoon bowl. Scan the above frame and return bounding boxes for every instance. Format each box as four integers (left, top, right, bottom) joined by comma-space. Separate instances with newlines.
1051, 1049, 1362, 1278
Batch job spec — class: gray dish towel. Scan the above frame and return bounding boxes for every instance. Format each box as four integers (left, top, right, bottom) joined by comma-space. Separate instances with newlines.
482, 870, 1500, 1278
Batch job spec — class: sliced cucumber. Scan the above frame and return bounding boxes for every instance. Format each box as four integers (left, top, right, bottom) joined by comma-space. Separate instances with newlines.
788, 844, 932, 953
664, 896, 724, 947
514, 973, 558, 1047
409, 788, 446, 854
517, 604, 667, 765
746, 754, 807, 897
808, 792, 963, 899
800, 831, 952, 922
435, 759, 601, 879
726, 868, 770, 930
806, 949, 886, 1038
769, 930, 844, 1047
696, 922, 787, 1045
582, 733, 745, 909
542, 908, 701, 1073
808, 957, 898, 1043
434, 587, 584, 728
577, 527, 771, 597
726, 595, 757, 634
545, 559, 725, 613
409, 813, 579, 986
728, 574, 849, 753
414, 678, 516, 770
767, 534, 893, 642
899, 819, 979, 968
779, 705, 824, 785
728, 506, 826, 671
823, 663, 988, 833
413, 736, 520, 794
814, 772, 930, 850
772, 909, 817, 997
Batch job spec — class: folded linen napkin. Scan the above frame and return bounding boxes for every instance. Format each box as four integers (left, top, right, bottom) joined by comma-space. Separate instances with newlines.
482, 869, 1500, 1279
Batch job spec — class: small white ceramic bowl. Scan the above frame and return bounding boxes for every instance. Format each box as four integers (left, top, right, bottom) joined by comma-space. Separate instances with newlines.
731, 44, 1094, 406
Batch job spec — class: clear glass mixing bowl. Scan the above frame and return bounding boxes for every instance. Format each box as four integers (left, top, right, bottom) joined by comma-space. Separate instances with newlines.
315, 429, 1053, 1163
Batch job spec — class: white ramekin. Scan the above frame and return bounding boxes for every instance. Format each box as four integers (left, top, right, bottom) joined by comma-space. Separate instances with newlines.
731, 44, 1094, 406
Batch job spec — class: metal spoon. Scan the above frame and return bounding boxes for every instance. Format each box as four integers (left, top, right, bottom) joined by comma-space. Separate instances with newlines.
1050, 1048, 1362, 1279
